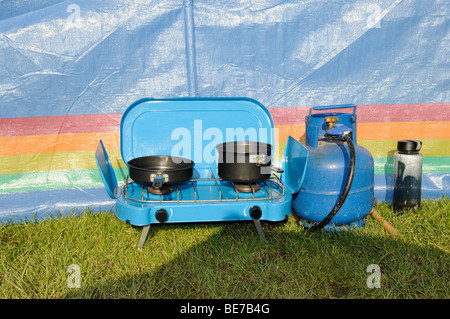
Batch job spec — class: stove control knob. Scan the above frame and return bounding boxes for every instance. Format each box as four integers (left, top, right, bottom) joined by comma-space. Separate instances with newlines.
155, 209, 169, 223
249, 206, 262, 220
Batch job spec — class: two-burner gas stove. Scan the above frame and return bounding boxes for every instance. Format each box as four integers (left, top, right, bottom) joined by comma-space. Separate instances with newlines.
95, 97, 308, 249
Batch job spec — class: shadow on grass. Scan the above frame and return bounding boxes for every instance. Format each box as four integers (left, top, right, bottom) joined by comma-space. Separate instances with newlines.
66, 218, 449, 300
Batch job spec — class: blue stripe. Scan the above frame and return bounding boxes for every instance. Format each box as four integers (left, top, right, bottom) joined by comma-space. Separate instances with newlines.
374, 173, 450, 203
1, 173, 449, 224
0, 187, 115, 224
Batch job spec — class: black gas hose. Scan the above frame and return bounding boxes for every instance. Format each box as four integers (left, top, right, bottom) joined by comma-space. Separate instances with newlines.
307, 132, 356, 232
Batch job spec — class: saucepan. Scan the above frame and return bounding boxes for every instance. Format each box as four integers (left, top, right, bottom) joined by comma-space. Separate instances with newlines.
216, 141, 283, 183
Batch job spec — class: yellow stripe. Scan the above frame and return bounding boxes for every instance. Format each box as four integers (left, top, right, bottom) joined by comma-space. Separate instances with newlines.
0, 150, 126, 175
273, 139, 450, 161
358, 139, 450, 158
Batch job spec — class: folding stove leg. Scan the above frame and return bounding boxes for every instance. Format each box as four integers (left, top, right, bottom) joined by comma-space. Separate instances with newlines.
253, 220, 266, 245
137, 225, 151, 250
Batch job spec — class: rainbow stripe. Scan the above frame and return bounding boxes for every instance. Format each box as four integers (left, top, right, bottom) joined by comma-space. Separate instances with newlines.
0, 103, 449, 194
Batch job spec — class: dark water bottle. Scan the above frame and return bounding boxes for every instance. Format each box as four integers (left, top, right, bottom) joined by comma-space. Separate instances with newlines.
393, 140, 423, 212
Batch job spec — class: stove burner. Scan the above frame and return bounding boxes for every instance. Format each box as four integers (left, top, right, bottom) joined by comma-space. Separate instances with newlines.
234, 183, 261, 193
147, 185, 175, 195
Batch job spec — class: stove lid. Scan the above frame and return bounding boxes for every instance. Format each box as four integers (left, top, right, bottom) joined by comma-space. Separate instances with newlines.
282, 136, 309, 194
95, 140, 118, 199
120, 97, 275, 169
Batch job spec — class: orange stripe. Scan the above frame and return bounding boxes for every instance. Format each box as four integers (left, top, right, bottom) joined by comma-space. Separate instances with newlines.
0, 132, 119, 156
276, 125, 306, 143
0, 122, 448, 156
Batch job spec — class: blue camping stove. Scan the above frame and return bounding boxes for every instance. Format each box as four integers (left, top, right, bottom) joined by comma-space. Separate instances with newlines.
95, 97, 308, 249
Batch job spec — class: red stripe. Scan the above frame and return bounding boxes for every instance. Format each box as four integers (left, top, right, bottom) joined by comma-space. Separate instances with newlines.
356, 103, 450, 123
269, 103, 450, 125
1, 103, 448, 137
0, 113, 122, 137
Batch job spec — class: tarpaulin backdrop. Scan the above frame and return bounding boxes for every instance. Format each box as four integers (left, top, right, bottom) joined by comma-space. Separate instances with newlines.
0, 0, 449, 223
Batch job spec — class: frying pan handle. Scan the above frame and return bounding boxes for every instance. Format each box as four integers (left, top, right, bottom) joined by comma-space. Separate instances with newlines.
150, 173, 168, 188
152, 175, 163, 188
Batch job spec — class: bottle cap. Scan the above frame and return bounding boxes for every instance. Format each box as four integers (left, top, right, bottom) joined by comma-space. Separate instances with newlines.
397, 140, 422, 153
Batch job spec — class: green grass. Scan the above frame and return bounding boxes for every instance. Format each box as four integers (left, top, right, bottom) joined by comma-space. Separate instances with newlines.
0, 198, 448, 299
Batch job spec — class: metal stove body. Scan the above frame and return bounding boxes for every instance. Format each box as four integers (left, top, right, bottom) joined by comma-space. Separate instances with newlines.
95, 97, 308, 248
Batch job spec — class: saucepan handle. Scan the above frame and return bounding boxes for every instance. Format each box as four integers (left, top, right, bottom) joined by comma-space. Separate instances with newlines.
256, 161, 284, 173
271, 166, 284, 174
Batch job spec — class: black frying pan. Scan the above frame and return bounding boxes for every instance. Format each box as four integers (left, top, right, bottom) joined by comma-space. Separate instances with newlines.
127, 156, 194, 188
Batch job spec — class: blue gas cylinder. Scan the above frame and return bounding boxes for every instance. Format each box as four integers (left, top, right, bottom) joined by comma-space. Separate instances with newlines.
292, 104, 374, 230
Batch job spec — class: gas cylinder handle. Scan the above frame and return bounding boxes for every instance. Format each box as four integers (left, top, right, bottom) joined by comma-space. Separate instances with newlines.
308, 104, 357, 118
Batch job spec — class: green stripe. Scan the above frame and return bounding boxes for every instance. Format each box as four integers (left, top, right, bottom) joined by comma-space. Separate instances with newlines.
0, 168, 127, 194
